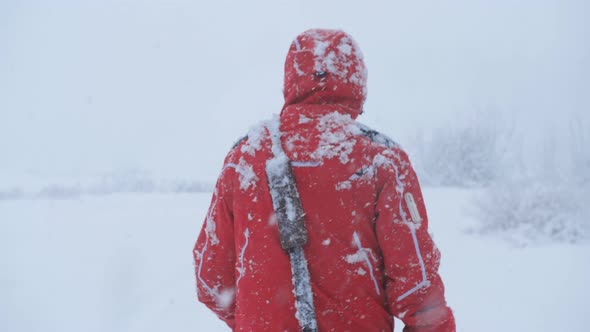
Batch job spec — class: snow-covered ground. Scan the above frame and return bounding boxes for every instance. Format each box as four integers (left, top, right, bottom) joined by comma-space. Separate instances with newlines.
1, 188, 589, 332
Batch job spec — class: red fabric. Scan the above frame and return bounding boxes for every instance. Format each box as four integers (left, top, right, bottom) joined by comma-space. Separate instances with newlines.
194, 29, 455, 332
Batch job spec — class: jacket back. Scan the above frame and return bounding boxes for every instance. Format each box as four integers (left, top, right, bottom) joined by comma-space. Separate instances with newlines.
194, 29, 455, 332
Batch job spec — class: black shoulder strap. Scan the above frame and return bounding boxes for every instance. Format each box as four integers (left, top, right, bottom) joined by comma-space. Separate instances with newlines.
232, 135, 248, 150
358, 124, 398, 148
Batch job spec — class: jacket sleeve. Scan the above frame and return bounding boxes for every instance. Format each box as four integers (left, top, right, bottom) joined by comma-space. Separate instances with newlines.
374, 148, 456, 332
193, 160, 237, 330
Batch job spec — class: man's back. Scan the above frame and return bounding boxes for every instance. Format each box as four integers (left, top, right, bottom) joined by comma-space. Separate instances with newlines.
194, 29, 455, 332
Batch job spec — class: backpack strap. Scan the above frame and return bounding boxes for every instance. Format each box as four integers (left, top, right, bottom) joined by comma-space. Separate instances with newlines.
265, 117, 318, 332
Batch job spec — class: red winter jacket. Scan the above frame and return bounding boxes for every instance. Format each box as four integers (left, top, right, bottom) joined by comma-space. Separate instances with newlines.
194, 29, 455, 332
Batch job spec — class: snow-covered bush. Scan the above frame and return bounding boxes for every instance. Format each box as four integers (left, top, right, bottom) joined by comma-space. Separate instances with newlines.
410, 114, 507, 187
0, 170, 216, 200
411, 111, 590, 245
475, 117, 590, 245
475, 180, 589, 245
0, 188, 24, 200
569, 117, 590, 185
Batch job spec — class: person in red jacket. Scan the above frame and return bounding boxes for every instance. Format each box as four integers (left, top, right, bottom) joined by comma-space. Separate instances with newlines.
194, 29, 456, 332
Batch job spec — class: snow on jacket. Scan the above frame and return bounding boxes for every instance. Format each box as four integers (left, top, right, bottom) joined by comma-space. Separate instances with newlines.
194, 29, 456, 332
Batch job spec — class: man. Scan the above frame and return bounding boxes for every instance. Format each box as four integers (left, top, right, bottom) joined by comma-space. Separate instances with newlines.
194, 29, 456, 332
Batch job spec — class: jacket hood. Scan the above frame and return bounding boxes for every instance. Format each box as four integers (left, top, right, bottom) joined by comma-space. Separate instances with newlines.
282, 29, 367, 119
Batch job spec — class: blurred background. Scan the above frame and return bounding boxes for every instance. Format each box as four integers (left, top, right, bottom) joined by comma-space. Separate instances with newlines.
1, 0, 588, 188
1, 1, 589, 331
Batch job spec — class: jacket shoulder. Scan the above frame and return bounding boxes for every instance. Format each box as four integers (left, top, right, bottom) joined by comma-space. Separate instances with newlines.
228, 120, 272, 157
232, 135, 248, 150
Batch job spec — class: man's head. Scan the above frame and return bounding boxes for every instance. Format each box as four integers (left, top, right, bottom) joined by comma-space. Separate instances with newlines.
282, 29, 367, 118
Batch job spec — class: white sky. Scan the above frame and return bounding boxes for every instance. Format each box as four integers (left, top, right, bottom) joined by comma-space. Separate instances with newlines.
1, 0, 588, 182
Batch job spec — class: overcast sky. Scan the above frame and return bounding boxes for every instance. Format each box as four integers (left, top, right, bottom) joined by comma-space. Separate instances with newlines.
1, 0, 588, 183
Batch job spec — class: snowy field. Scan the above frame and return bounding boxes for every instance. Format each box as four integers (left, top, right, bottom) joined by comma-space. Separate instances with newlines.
2, 1, 588, 331
1, 188, 588, 332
